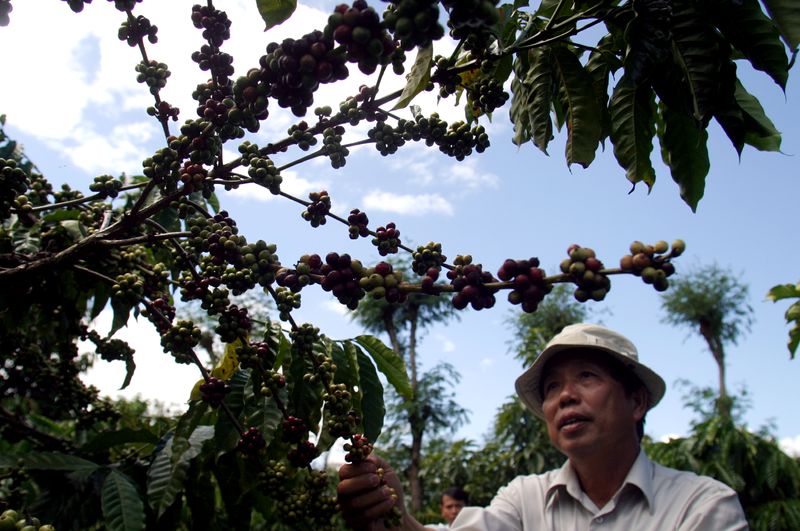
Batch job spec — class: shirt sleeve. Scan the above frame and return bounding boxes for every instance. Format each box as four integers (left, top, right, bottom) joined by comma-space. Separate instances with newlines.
450, 478, 526, 531
677, 483, 748, 531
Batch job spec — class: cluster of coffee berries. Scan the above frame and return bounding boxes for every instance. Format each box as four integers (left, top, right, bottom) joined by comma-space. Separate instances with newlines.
259, 460, 291, 493
111, 272, 144, 306
180, 119, 223, 165
291, 323, 320, 361
431, 55, 461, 98
199, 376, 230, 408
240, 239, 280, 287
302, 190, 332, 227
0, 508, 56, 531
261, 30, 349, 117
275, 287, 302, 320
369, 121, 406, 155
231, 70, 270, 124
142, 295, 176, 333
160, 319, 202, 364
442, 0, 500, 55
279, 471, 339, 528
191, 44, 235, 84
347, 208, 370, 239
497, 257, 552, 313
146, 100, 180, 122
382, 0, 445, 51
468, 77, 509, 115
142, 146, 181, 187
359, 261, 406, 302
190, 3, 231, 47
323, 383, 358, 438
215, 305, 251, 343
276, 253, 322, 292
135, 59, 170, 95
117, 14, 157, 46
87, 174, 123, 199
0, 0, 12, 25
619, 240, 682, 292
412, 241, 447, 275
438, 121, 490, 160
559, 245, 611, 302
288, 121, 318, 151
259, 370, 287, 397
447, 255, 498, 310
281, 416, 309, 443
84, 329, 135, 363
237, 427, 266, 457
344, 434, 373, 463
0, 158, 29, 220
288, 440, 319, 468
318, 252, 366, 309
397, 112, 447, 146
236, 340, 274, 371
325, 1, 395, 75
248, 156, 282, 194
322, 126, 349, 168
110, 0, 142, 12
372, 222, 401, 255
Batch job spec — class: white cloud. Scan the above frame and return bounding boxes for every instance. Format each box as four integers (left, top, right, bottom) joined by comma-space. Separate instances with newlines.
779, 435, 800, 457
362, 190, 454, 216
55, 122, 155, 175
479, 357, 494, 367
435, 333, 456, 353
322, 299, 350, 317
223, 169, 326, 202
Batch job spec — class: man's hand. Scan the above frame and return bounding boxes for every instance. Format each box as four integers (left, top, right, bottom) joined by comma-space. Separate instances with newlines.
337, 454, 408, 530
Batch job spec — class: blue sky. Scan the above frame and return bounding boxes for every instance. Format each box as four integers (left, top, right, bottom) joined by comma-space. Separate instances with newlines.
1, 1, 798, 454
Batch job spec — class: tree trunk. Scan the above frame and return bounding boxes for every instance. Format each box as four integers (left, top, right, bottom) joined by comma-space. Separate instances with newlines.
699, 319, 730, 419
407, 303, 423, 512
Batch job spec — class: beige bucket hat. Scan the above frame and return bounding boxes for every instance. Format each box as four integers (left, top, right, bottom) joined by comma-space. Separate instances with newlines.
514, 323, 666, 419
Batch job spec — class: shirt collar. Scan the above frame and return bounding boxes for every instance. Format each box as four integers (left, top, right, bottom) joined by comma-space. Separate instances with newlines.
545, 449, 655, 512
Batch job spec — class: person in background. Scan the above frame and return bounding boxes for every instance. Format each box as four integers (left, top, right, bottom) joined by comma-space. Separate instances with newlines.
427, 487, 468, 529
337, 323, 748, 530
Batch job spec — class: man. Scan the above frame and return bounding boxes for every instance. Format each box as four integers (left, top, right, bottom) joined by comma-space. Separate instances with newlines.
428, 487, 468, 529
337, 323, 748, 530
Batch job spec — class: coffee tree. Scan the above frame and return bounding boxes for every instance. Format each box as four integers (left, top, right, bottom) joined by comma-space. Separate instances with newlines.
0, 0, 794, 529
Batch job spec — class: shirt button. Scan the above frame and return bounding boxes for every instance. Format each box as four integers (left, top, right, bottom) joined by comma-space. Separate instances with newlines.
596, 516, 604, 524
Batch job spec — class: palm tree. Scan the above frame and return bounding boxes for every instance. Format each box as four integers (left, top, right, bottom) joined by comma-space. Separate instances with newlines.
660, 264, 754, 419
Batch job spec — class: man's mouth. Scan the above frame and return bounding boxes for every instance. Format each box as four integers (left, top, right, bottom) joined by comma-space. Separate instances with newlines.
558, 415, 590, 429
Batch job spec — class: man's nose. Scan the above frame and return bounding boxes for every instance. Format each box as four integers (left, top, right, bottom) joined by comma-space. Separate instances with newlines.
558, 379, 579, 407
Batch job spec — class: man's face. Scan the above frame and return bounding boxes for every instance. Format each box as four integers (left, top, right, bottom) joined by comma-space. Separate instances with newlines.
540, 350, 647, 460
440, 495, 465, 524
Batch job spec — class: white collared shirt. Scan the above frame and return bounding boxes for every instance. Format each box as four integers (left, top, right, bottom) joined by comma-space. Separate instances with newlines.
449, 450, 747, 530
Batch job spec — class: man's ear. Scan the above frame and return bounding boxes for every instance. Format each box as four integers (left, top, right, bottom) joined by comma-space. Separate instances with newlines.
631, 386, 648, 421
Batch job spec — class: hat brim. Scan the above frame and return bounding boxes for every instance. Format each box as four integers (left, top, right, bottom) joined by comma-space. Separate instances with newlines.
515, 343, 666, 420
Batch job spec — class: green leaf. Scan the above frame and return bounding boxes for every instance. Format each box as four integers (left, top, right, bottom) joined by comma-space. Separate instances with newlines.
713, 0, 789, 89
354, 335, 411, 399
287, 338, 323, 429
552, 46, 602, 168
355, 348, 386, 443
42, 209, 81, 222
526, 47, 556, 153
109, 298, 132, 338
120, 355, 136, 391
102, 470, 146, 531
0, 452, 99, 472
255, 0, 297, 31
214, 370, 250, 454
670, 0, 725, 123
60, 219, 87, 241
91, 281, 111, 320
81, 429, 160, 453
762, 0, 800, 49
393, 44, 433, 110
657, 103, 710, 212
148, 427, 213, 518
767, 283, 800, 301
172, 401, 210, 464
609, 78, 657, 188
734, 81, 782, 152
